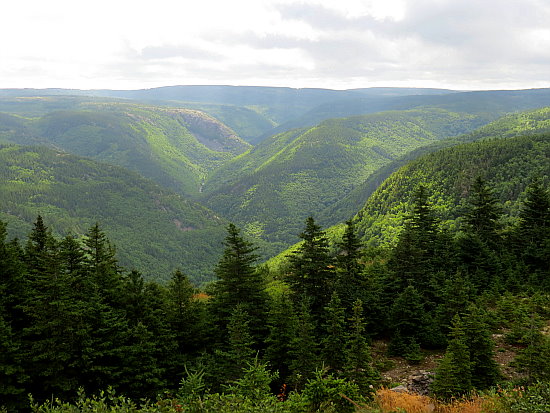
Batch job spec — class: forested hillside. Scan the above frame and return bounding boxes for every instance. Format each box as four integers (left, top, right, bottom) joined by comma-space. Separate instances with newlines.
321, 107, 550, 225
201, 108, 486, 251
0, 99, 250, 197
353, 134, 550, 246
0, 145, 227, 281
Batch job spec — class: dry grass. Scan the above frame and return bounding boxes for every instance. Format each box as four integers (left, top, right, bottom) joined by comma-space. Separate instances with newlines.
362, 388, 498, 413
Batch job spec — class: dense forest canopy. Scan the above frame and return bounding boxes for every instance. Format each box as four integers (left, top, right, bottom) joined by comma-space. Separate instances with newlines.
0, 87, 549, 412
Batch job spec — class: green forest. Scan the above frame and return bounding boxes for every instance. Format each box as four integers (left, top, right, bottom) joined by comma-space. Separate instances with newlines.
0, 88, 550, 412
1, 173, 549, 411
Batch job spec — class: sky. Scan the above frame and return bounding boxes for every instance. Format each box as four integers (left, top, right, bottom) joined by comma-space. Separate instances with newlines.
2, 0, 550, 91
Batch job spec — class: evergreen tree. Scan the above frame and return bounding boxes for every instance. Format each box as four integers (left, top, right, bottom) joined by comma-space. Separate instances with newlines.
464, 177, 502, 247
431, 315, 472, 399
388, 285, 428, 355
463, 305, 500, 390
288, 300, 320, 390
288, 216, 335, 319
344, 299, 377, 395
321, 291, 347, 373
388, 186, 441, 296
225, 304, 256, 381
264, 292, 296, 385
335, 220, 364, 312
515, 178, 550, 286
210, 223, 268, 343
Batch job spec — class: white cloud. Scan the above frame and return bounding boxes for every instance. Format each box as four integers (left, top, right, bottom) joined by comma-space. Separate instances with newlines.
1, 0, 549, 90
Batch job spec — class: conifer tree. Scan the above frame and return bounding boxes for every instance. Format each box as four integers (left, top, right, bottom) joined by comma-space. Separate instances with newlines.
321, 291, 347, 373
463, 305, 500, 390
464, 176, 502, 247
515, 178, 550, 285
288, 300, 320, 390
388, 285, 427, 354
431, 315, 472, 399
288, 216, 335, 319
210, 223, 268, 343
225, 304, 256, 381
264, 292, 296, 384
335, 220, 365, 312
344, 299, 377, 395
388, 186, 440, 296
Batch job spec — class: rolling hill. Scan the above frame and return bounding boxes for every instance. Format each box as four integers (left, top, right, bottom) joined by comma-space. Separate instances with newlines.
200, 108, 487, 251
0, 144, 228, 283
0, 99, 250, 197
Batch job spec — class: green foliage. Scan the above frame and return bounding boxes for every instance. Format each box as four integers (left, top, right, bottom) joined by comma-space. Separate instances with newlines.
301, 369, 362, 413
0, 144, 227, 282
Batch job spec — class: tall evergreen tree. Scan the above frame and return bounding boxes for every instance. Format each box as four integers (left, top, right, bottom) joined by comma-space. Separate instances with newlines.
515, 178, 550, 286
288, 216, 335, 319
321, 291, 347, 373
431, 315, 472, 399
463, 305, 500, 390
464, 177, 502, 246
335, 220, 365, 313
344, 299, 377, 395
210, 223, 268, 343
388, 186, 441, 296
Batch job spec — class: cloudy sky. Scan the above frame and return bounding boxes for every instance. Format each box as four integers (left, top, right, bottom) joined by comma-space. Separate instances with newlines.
2, 0, 550, 91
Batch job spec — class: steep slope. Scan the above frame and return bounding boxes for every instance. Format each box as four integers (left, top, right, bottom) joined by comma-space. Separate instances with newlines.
321, 107, 550, 225
0, 144, 228, 283
201, 108, 486, 251
353, 134, 550, 246
0, 100, 250, 197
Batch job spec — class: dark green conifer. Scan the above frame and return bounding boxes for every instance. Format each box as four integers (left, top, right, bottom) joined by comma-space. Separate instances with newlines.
344, 299, 377, 395
210, 223, 268, 342
321, 291, 347, 373
288, 216, 335, 319
431, 315, 472, 399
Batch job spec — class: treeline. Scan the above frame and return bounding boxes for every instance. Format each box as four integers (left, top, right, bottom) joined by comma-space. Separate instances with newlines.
1, 177, 549, 411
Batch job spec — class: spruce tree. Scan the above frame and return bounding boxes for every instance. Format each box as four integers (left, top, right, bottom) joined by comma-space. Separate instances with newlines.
431, 315, 472, 399
344, 299, 377, 395
321, 291, 347, 373
210, 223, 268, 343
463, 305, 500, 390
288, 216, 335, 319
288, 300, 320, 390
515, 178, 550, 286
335, 220, 365, 313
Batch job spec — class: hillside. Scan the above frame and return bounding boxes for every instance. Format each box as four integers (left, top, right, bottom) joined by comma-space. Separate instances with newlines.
0, 144, 228, 282
201, 108, 486, 250
0, 99, 250, 197
320, 106, 550, 225
353, 133, 550, 246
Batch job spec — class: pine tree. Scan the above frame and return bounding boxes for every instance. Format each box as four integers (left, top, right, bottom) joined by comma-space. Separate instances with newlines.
388, 285, 427, 354
288, 300, 320, 390
288, 216, 335, 319
335, 220, 365, 313
264, 292, 296, 385
431, 315, 472, 399
225, 304, 256, 381
210, 223, 268, 343
464, 177, 502, 247
515, 178, 550, 286
321, 291, 347, 373
463, 305, 500, 390
388, 186, 440, 296
344, 299, 377, 395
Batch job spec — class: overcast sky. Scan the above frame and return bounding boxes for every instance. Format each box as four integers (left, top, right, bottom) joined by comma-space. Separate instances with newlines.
2, 0, 550, 91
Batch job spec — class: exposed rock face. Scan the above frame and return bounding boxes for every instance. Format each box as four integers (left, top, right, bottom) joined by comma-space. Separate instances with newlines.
390, 370, 434, 396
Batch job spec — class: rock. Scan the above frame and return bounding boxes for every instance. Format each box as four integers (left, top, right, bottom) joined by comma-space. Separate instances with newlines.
390, 385, 408, 393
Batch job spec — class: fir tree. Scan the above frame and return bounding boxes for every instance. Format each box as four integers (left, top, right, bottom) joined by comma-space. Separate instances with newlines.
210, 223, 268, 343
431, 315, 472, 399
321, 291, 347, 373
344, 299, 377, 395
288, 216, 335, 319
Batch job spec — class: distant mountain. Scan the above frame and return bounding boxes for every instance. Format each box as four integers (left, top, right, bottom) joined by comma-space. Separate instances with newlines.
0, 144, 229, 282
353, 133, 550, 246
0, 99, 250, 197
270, 88, 550, 136
200, 108, 487, 250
